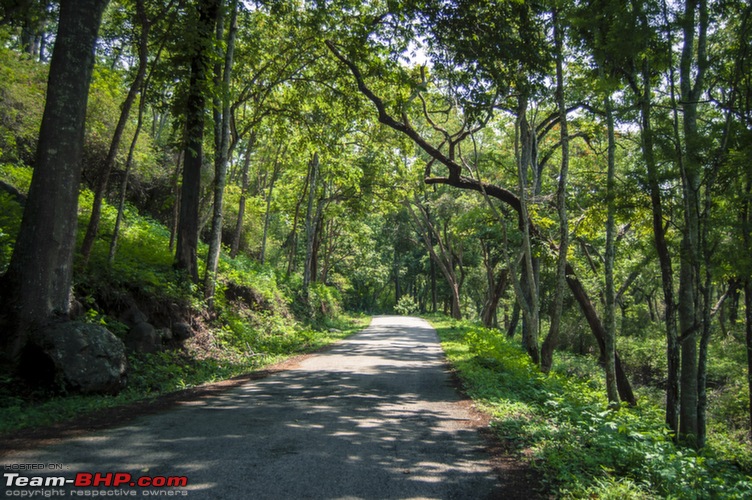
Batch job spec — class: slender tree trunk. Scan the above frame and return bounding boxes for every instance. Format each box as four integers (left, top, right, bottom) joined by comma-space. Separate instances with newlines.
176, 0, 219, 282
303, 153, 320, 294
603, 94, 620, 406
0, 0, 109, 359
286, 166, 309, 277
542, 9, 569, 373
507, 301, 520, 339
309, 195, 325, 284
480, 242, 508, 328
566, 264, 637, 405
109, 81, 148, 264
406, 198, 462, 320
260, 147, 283, 265
169, 152, 182, 252
80, 0, 150, 265
515, 97, 540, 366
230, 133, 255, 258
677, 0, 708, 448
204, 0, 238, 306
640, 54, 680, 435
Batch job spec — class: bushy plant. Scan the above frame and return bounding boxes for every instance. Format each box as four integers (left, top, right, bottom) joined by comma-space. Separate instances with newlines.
394, 295, 419, 315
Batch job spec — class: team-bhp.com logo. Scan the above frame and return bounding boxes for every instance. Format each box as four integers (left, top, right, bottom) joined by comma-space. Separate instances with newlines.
4, 471, 189, 497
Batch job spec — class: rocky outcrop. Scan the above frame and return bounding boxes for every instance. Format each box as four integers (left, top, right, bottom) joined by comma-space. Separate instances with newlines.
22, 321, 127, 394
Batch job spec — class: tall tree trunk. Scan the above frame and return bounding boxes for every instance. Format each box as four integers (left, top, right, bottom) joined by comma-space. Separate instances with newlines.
515, 96, 540, 366
286, 164, 309, 277
677, 0, 708, 448
175, 0, 219, 282
169, 152, 182, 252
507, 301, 520, 339
204, 0, 238, 306
260, 146, 283, 265
309, 197, 325, 284
542, 9, 569, 373
109, 80, 148, 264
603, 94, 620, 407
80, 0, 150, 265
230, 133, 255, 258
0, 0, 109, 359
303, 152, 320, 294
639, 52, 680, 436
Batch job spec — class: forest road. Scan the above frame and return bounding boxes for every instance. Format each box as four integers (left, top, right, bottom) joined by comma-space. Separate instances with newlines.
2, 316, 514, 499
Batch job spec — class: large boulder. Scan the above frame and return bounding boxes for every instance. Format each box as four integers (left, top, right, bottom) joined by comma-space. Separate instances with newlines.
23, 321, 127, 394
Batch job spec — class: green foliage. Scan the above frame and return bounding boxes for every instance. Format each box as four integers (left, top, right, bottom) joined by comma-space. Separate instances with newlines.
0, 48, 46, 164
0, 163, 369, 435
292, 283, 343, 327
432, 318, 752, 499
394, 295, 419, 315
0, 163, 33, 193
0, 191, 22, 273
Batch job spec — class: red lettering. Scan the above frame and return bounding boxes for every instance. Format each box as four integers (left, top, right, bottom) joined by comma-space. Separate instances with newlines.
75, 473, 92, 487
167, 477, 188, 487
93, 473, 113, 487
113, 473, 131, 487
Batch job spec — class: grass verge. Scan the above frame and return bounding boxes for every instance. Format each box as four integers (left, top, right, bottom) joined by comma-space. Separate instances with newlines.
0, 314, 369, 437
428, 315, 752, 499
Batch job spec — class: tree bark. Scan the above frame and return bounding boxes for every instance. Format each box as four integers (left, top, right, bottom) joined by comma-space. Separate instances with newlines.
677, 0, 708, 448
230, 133, 255, 258
303, 152, 320, 294
603, 94, 620, 406
204, 0, 238, 306
260, 145, 284, 265
542, 8, 569, 374
0, 0, 109, 360
638, 52, 680, 436
175, 0, 219, 282
566, 264, 637, 405
80, 0, 150, 266
480, 241, 507, 328
515, 96, 540, 366
109, 77, 148, 264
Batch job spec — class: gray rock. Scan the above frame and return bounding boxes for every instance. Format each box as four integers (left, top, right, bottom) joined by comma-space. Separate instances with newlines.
125, 322, 159, 354
172, 322, 193, 341
121, 303, 148, 327
28, 321, 127, 394
157, 328, 172, 341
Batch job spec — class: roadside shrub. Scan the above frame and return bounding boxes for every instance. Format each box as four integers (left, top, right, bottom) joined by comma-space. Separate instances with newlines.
394, 295, 419, 316
433, 319, 752, 499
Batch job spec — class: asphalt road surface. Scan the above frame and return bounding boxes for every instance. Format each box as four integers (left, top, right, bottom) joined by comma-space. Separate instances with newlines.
2, 316, 506, 499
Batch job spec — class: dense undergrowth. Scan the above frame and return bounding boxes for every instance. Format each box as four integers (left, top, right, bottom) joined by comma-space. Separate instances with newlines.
430, 315, 752, 499
0, 164, 368, 435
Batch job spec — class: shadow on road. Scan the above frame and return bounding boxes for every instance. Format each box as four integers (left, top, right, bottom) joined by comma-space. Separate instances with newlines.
2, 317, 506, 499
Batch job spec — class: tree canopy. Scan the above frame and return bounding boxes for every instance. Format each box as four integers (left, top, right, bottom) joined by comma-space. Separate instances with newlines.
1, 0, 752, 495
